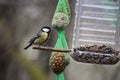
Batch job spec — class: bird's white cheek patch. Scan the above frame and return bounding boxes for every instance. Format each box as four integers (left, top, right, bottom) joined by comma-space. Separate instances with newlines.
43, 28, 49, 32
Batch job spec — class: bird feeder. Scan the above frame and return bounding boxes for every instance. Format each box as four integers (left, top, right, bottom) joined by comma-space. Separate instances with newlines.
71, 0, 120, 64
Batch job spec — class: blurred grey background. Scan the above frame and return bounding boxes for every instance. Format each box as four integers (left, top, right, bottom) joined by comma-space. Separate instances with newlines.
0, 0, 120, 80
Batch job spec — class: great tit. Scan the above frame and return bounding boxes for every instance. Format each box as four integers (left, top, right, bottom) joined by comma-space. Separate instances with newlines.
24, 26, 52, 50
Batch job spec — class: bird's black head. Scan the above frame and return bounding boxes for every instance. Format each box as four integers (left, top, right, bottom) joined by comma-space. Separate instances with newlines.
41, 26, 51, 33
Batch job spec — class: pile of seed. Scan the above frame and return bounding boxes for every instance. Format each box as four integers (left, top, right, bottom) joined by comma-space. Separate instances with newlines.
77, 45, 119, 55
71, 45, 120, 64
49, 52, 65, 74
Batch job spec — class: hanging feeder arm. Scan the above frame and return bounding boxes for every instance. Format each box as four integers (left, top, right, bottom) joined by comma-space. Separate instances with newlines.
33, 46, 72, 52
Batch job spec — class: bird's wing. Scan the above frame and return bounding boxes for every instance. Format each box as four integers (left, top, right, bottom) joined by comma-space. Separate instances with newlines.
27, 30, 42, 44
28, 37, 36, 43
28, 34, 40, 43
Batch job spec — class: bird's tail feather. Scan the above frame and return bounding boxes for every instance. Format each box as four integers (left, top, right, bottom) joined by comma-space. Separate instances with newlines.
24, 43, 32, 50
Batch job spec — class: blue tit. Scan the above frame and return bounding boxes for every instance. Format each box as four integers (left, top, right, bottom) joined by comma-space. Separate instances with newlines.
24, 26, 52, 50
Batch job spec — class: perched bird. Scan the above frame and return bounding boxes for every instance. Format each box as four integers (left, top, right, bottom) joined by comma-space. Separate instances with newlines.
24, 26, 52, 50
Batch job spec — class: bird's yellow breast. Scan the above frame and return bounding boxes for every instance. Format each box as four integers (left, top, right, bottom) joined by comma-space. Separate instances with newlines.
34, 32, 48, 45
